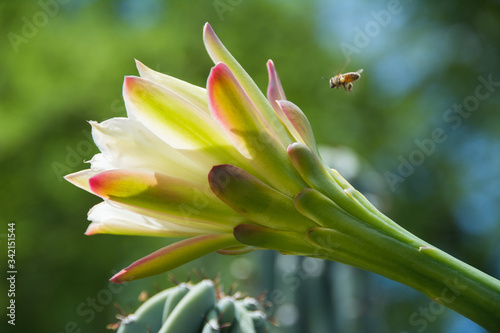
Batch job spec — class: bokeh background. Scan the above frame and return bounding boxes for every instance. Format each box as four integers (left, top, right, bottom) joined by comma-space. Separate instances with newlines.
1, 0, 499, 332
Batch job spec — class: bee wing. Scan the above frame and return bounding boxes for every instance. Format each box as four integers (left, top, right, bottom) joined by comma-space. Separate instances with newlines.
336, 58, 351, 76
356, 69, 364, 74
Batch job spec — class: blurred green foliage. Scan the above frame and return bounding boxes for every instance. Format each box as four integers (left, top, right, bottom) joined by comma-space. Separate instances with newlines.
1, 0, 499, 332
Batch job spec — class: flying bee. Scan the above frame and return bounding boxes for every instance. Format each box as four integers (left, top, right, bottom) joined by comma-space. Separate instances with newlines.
324, 68, 364, 93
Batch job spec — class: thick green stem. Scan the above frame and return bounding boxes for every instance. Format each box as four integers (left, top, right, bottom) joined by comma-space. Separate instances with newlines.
295, 187, 500, 332
311, 227, 500, 331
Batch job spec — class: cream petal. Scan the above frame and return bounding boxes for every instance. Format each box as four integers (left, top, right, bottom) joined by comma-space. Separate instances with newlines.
123, 76, 250, 170
64, 169, 97, 193
91, 118, 206, 182
88, 169, 246, 227
123, 76, 225, 150
88, 153, 116, 172
135, 59, 209, 114
86, 202, 228, 237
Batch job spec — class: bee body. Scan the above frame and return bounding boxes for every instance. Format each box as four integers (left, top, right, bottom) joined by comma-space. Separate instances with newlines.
329, 69, 363, 92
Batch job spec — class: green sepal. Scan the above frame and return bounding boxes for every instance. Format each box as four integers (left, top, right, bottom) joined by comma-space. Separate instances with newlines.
289, 143, 416, 240
276, 99, 320, 156
110, 233, 240, 283
207, 62, 304, 197
217, 245, 255, 255
233, 224, 315, 255
287, 142, 366, 220
209, 164, 317, 232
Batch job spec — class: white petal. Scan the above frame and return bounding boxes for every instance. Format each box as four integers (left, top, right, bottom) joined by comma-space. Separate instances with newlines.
64, 169, 97, 192
88, 153, 116, 172
91, 118, 206, 182
123, 77, 227, 151
86, 202, 230, 237
135, 60, 209, 114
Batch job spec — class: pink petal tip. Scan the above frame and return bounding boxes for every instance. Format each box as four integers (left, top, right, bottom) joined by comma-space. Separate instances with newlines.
84, 224, 98, 236
203, 22, 214, 35
110, 269, 128, 284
